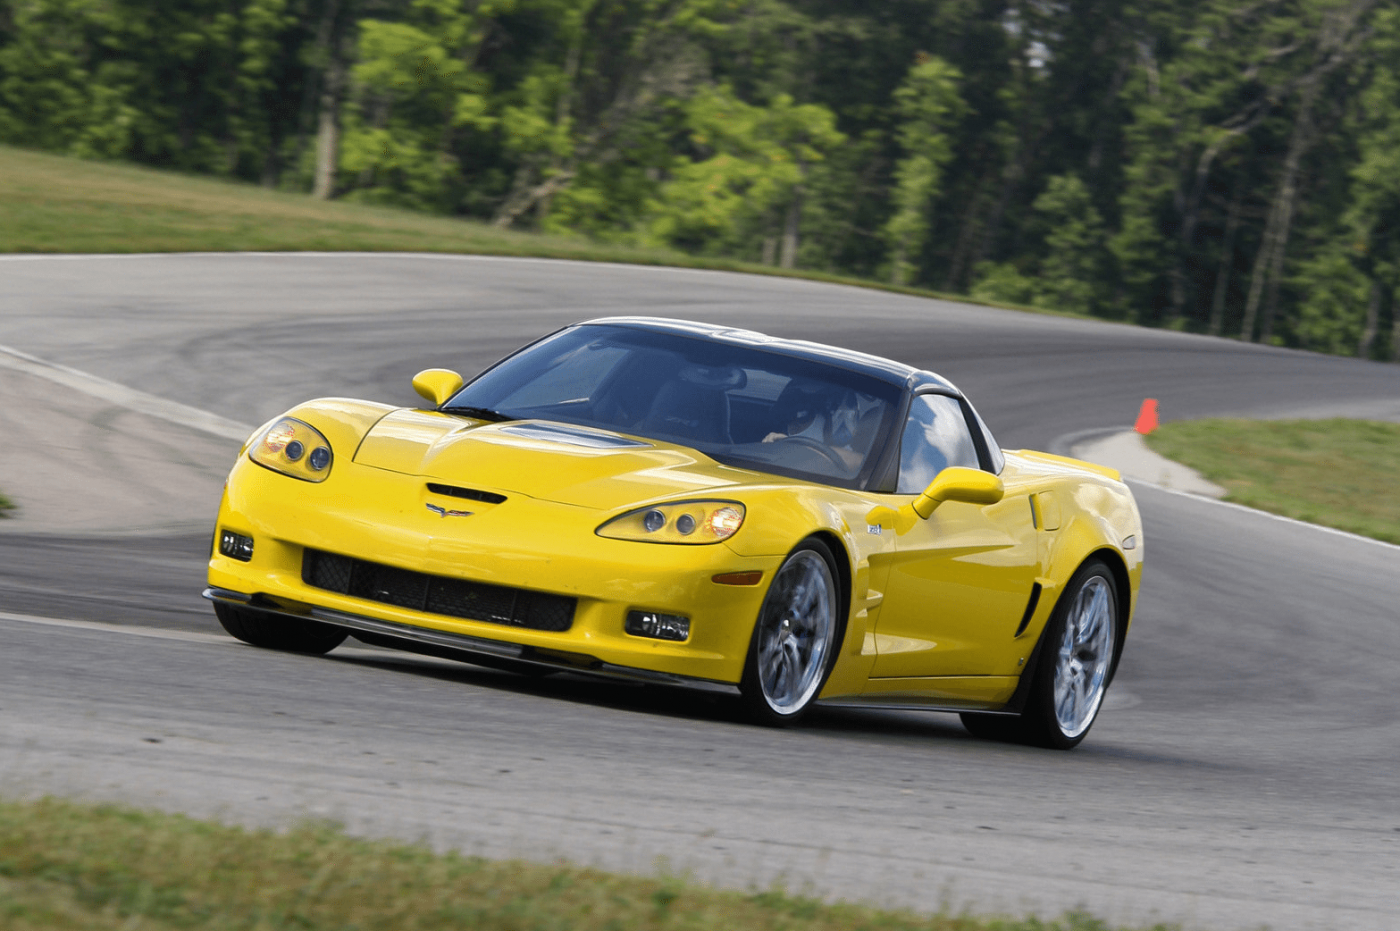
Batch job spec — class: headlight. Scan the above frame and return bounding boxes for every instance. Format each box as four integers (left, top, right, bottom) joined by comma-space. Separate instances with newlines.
596, 501, 745, 544
249, 417, 334, 483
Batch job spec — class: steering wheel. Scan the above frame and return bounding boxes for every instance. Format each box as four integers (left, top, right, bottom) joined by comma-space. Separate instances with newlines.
777, 435, 849, 470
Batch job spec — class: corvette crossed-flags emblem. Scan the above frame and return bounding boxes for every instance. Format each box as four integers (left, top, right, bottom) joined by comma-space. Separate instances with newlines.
426, 503, 474, 518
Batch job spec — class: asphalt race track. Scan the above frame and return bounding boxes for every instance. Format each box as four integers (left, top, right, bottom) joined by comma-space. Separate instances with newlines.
2, 254, 1399, 930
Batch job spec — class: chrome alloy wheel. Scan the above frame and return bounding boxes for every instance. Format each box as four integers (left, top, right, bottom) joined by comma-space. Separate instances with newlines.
1052, 574, 1116, 739
754, 549, 837, 715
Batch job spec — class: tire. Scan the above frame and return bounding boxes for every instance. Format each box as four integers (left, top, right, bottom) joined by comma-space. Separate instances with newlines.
961, 559, 1119, 750
214, 602, 348, 655
739, 538, 842, 726
957, 711, 1026, 743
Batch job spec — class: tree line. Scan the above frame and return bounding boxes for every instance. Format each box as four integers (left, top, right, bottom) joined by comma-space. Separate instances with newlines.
2, 0, 1398, 361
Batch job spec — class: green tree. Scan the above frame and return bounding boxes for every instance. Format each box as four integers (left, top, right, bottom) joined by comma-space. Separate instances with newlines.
226, 0, 298, 181
647, 84, 842, 266
1114, 0, 1383, 338
1036, 174, 1111, 314
882, 53, 963, 286
490, 0, 722, 231
970, 173, 1109, 315
1295, 6, 1400, 359
1294, 244, 1373, 354
0, 0, 127, 154
331, 0, 505, 209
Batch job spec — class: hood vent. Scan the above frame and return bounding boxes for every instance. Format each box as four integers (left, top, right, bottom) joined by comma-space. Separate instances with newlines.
427, 483, 507, 504
499, 422, 649, 449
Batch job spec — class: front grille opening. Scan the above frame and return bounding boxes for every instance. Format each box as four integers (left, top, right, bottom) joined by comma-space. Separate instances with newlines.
427, 483, 507, 504
302, 548, 574, 632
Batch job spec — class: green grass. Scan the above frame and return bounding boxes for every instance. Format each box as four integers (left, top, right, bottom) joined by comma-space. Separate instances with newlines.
0, 144, 675, 260
0, 797, 1166, 931
1146, 418, 1400, 544
0, 490, 15, 518
0, 143, 1064, 314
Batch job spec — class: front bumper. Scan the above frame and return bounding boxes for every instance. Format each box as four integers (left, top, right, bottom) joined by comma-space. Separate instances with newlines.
208, 457, 781, 684
204, 586, 742, 693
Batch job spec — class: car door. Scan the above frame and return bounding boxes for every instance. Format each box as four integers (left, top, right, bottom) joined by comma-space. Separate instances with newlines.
870, 393, 1041, 679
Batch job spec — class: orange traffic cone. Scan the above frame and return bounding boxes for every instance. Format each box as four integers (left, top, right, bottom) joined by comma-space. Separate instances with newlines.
1134, 399, 1159, 435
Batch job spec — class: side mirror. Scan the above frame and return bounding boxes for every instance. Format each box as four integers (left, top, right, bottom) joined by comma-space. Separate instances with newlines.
911, 467, 1004, 519
412, 369, 464, 408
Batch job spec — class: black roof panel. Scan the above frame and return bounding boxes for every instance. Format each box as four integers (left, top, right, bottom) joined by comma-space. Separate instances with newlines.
583, 317, 958, 394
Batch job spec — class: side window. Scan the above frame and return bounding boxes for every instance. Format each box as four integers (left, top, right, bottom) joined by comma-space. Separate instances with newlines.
896, 394, 981, 494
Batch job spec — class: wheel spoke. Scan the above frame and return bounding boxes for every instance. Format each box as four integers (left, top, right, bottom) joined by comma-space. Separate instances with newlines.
1051, 573, 1116, 740
752, 549, 836, 715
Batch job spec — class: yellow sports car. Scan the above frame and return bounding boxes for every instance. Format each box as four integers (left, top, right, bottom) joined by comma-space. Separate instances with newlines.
206, 317, 1142, 748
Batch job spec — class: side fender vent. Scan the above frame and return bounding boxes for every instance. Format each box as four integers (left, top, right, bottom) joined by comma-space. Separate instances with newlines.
1014, 582, 1043, 638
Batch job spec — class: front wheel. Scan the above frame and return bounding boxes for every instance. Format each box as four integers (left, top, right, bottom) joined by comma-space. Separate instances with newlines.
739, 539, 842, 726
961, 559, 1119, 750
214, 602, 347, 655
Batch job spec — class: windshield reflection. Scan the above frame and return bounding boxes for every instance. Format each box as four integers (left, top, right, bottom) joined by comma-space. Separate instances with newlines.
446, 324, 902, 489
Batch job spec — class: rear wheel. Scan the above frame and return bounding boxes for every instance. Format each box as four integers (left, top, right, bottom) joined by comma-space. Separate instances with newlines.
739, 539, 842, 726
214, 602, 347, 655
961, 559, 1118, 750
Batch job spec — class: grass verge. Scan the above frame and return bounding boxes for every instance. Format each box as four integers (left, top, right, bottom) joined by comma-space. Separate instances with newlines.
0, 145, 678, 262
1146, 418, 1400, 544
0, 797, 1167, 931
0, 490, 15, 518
0, 144, 1055, 314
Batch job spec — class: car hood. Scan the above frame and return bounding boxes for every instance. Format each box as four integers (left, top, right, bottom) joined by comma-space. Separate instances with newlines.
354, 409, 748, 509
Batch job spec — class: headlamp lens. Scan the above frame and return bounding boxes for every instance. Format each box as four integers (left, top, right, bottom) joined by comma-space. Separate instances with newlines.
596, 501, 745, 544
249, 418, 334, 483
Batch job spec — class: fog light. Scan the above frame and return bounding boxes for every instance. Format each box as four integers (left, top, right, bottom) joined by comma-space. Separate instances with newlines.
219, 530, 254, 562
625, 610, 690, 642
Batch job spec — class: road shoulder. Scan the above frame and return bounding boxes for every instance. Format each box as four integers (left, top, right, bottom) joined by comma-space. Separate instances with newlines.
1072, 429, 1225, 497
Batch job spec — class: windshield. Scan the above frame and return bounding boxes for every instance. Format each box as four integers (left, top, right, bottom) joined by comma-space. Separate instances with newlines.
444, 324, 902, 488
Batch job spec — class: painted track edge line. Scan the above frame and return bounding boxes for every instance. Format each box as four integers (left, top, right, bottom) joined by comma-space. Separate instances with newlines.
1126, 478, 1400, 552
0, 610, 230, 644
0, 610, 395, 660
1051, 427, 1400, 553
0, 343, 253, 441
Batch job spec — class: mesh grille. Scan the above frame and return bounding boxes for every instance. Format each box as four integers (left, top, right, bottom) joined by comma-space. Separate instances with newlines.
303, 549, 575, 632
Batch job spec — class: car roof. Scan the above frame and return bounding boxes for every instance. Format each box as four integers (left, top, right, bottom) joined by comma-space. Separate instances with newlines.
580, 317, 959, 394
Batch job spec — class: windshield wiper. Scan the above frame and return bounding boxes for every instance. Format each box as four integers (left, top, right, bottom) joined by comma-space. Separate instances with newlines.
441, 405, 513, 423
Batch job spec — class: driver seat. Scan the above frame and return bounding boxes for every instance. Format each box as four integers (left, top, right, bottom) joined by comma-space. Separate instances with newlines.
640, 364, 745, 444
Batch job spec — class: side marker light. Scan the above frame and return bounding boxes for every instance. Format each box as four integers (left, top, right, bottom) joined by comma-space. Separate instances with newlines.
712, 571, 763, 586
